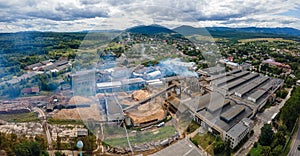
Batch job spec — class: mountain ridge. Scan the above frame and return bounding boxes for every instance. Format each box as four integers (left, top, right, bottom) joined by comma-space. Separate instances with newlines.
173, 25, 300, 37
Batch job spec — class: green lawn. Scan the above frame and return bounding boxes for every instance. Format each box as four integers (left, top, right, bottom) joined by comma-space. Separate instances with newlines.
47, 118, 84, 125
191, 133, 215, 155
103, 126, 177, 147
0, 112, 39, 122
249, 144, 263, 156
186, 121, 200, 134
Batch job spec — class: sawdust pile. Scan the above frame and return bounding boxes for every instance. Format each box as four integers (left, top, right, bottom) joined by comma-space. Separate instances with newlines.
127, 97, 166, 124
132, 90, 150, 101
53, 104, 103, 121
53, 96, 103, 121
68, 96, 93, 105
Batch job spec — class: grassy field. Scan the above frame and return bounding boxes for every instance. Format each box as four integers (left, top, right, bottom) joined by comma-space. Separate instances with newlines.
186, 121, 200, 134
103, 125, 177, 147
186, 35, 217, 43
191, 133, 215, 155
249, 144, 263, 156
0, 112, 39, 122
47, 118, 84, 125
238, 38, 296, 43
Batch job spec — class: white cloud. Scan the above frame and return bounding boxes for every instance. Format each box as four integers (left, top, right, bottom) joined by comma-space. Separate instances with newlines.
0, 0, 299, 32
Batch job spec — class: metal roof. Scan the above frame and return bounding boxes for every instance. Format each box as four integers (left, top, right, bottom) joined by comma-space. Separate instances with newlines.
235, 76, 269, 97
248, 90, 267, 102
221, 105, 245, 122
97, 81, 122, 88
212, 71, 249, 87
121, 78, 145, 85
150, 138, 205, 156
226, 119, 249, 138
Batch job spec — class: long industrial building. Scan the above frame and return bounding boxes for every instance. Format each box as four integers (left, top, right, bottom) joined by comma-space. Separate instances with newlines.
223, 73, 259, 91
174, 68, 284, 149
235, 76, 269, 97
211, 71, 250, 87
167, 91, 253, 149
97, 78, 145, 92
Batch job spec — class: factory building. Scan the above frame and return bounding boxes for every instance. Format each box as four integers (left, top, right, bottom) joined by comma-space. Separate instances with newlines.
235, 76, 269, 97
166, 91, 253, 149
197, 66, 225, 77
224, 118, 253, 149
72, 70, 96, 96
97, 78, 145, 93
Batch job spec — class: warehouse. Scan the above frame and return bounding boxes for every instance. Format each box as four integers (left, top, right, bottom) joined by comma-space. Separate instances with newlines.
146, 79, 164, 87
97, 78, 145, 92
232, 71, 250, 78
146, 70, 162, 79
212, 75, 236, 87
206, 99, 230, 113
260, 80, 274, 91
171, 91, 253, 141
224, 118, 253, 149
204, 69, 241, 81
212, 71, 249, 87
121, 78, 145, 91
150, 138, 205, 156
220, 105, 246, 123
223, 73, 259, 91
198, 66, 225, 76
235, 76, 269, 97
97, 81, 122, 93
247, 90, 267, 103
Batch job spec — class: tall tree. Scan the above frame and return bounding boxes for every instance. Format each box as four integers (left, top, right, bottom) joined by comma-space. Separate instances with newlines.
259, 124, 274, 146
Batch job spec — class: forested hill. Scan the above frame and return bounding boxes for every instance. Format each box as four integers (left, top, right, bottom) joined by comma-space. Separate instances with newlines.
173, 25, 300, 40
0, 32, 86, 55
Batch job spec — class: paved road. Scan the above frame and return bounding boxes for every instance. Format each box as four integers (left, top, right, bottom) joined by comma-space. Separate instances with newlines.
235, 88, 293, 156
257, 88, 292, 123
288, 118, 300, 156
33, 107, 53, 155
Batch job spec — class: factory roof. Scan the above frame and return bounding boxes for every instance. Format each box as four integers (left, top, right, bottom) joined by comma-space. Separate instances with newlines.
235, 76, 269, 96
226, 118, 252, 138
260, 80, 274, 91
248, 90, 267, 102
54, 60, 69, 66
147, 70, 162, 77
220, 105, 245, 122
212, 75, 236, 86
97, 81, 122, 88
121, 78, 145, 85
225, 78, 247, 90
223, 73, 259, 90
182, 92, 224, 112
199, 66, 225, 75
232, 71, 249, 78
206, 99, 230, 113
204, 69, 241, 81
150, 138, 204, 156
242, 73, 259, 80
215, 71, 250, 85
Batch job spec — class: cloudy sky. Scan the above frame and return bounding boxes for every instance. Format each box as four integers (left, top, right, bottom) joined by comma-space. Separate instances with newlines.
0, 0, 300, 32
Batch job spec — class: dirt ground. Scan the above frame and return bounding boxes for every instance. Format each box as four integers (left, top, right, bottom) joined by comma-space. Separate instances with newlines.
53, 103, 104, 121
126, 97, 166, 124
53, 96, 104, 121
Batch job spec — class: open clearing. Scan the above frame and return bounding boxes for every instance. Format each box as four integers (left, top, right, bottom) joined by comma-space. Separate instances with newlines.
0, 112, 39, 122
103, 125, 177, 147
238, 38, 296, 43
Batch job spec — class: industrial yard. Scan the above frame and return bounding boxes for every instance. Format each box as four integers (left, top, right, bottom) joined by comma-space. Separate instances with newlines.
0, 57, 285, 155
